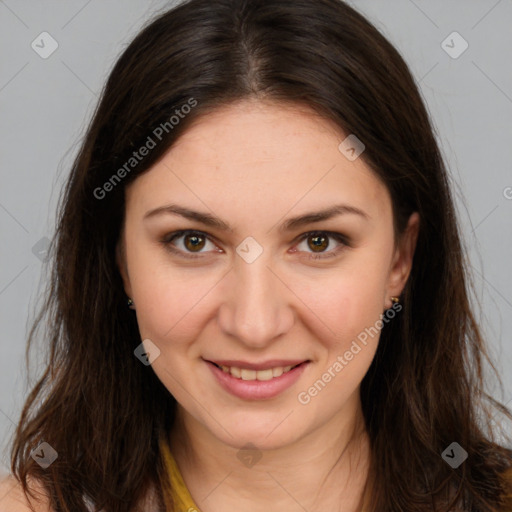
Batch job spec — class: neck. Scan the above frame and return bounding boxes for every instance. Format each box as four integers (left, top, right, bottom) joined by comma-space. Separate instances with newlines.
168, 393, 373, 512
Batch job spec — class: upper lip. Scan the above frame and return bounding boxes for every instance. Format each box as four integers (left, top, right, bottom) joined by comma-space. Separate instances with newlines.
205, 359, 309, 371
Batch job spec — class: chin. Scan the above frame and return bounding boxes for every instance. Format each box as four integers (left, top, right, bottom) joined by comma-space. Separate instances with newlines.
208, 412, 306, 451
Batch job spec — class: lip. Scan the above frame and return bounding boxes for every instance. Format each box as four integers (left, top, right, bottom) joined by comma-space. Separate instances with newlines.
205, 359, 310, 400
205, 359, 308, 371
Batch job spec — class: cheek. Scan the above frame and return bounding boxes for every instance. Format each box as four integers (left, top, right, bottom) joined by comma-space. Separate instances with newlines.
295, 282, 385, 409
128, 248, 220, 343
289, 258, 390, 346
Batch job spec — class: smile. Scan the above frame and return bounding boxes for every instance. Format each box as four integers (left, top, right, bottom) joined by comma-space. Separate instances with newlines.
211, 362, 302, 381
205, 359, 310, 400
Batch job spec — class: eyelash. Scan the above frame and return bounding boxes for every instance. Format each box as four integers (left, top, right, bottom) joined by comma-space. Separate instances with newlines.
160, 230, 350, 261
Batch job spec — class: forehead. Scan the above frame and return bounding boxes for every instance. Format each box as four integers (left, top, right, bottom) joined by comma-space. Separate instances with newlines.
169, 99, 351, 171
126, 99, 391, 225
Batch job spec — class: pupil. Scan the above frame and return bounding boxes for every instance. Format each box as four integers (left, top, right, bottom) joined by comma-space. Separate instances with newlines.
186, 234, 205, 251
310, 235, 327, 252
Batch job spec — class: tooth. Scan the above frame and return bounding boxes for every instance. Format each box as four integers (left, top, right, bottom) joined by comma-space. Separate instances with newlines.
256, 369, 274, 381
241, 369, 257, 380
230, 367, 241, 378
272, 367, 284, 377
222, 364, 301, 380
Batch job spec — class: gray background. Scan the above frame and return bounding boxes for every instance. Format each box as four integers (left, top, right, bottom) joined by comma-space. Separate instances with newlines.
1, 0, 511, 475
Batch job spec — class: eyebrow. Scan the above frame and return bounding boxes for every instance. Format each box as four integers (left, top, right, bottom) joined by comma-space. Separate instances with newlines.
143, 203, 370, 232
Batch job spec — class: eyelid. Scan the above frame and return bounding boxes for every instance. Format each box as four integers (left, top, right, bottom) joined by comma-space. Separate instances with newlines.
161, 229, 220, 259
161, 229, 350, 259
293, 230, 350, 260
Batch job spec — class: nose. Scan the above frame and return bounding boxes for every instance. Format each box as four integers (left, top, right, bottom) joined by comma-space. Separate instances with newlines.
217, 255, 295, 349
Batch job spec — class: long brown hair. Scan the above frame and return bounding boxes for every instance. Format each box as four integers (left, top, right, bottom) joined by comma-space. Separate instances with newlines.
9, 0, 512, 510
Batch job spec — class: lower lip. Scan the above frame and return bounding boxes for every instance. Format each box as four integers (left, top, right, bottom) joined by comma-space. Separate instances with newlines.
206, 361, 309, 400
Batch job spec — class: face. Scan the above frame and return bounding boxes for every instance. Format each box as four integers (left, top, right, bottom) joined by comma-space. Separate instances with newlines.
117, 99, 419, 451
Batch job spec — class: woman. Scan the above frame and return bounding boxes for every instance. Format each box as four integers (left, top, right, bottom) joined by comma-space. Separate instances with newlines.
3, 0, 512, 510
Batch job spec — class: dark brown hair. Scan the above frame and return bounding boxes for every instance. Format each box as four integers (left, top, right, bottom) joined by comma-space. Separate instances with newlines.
9, 0, 512, 510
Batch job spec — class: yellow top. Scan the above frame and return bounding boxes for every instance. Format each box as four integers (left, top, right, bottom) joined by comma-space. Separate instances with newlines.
157, 435, 512, 512
159, 434, 201, 512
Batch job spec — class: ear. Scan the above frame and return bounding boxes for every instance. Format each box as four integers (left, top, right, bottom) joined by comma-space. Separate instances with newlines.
116, 235, 132, 298
385, 212, 420, 309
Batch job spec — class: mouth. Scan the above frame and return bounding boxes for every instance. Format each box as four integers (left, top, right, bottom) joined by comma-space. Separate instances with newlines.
204, 358, 310, 400
208, 361, 306, 381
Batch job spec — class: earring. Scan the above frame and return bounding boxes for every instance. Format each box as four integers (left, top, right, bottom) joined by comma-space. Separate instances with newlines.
127, 297, 135, 310
390, 296, 400, 304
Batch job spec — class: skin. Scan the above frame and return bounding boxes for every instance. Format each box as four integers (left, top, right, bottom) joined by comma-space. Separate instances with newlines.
117, 98, 419, 511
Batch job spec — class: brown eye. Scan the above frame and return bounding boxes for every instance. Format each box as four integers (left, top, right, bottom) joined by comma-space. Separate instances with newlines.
184, 233, 206, 252
295, 231, 350, 260
307, 234, 329, 252
162, 230, 218, 258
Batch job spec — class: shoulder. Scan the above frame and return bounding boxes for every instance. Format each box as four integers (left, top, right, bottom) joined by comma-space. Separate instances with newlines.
0, 474, 158, 512
0, 474, 54, 512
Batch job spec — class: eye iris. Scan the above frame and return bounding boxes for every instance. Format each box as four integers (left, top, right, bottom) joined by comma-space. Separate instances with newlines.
308, 234, 328, 252
184, 234, 205, 251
